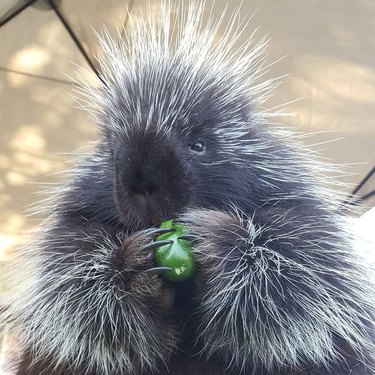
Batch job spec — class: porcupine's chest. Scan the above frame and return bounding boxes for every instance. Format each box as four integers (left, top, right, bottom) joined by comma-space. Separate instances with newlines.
155, 279, 228, 375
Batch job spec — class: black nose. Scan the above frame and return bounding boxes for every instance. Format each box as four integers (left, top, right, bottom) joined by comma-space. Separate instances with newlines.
128, 167, 159, 197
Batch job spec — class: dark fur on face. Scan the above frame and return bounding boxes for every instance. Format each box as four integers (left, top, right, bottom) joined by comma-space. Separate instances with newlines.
113, 129, 191, 228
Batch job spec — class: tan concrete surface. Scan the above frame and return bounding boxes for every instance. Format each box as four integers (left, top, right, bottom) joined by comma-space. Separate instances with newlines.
0, 0, 374, 275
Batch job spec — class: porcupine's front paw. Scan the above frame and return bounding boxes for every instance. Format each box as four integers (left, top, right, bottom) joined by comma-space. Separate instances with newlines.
179, 209, 257, 369
116, 227, 177, 310
109, 227, 180, 373
178, 208, 253, 310
179, 209, 249, 285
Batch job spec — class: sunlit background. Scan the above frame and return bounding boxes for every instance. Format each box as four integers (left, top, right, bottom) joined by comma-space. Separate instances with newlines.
0, 0, 375, 368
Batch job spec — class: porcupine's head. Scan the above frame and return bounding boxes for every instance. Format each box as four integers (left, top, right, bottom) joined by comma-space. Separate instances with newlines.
77, 2, 287, 229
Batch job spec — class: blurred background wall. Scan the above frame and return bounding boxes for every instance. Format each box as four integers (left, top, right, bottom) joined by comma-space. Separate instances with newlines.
0, 0, 374, 289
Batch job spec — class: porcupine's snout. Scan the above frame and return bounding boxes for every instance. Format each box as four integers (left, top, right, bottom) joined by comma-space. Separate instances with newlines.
128, 162, 161, 203
114, 129, 190, 227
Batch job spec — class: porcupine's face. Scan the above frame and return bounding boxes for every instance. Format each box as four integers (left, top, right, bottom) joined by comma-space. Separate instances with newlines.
112, 122, 191, 228
111, 69, 257, 229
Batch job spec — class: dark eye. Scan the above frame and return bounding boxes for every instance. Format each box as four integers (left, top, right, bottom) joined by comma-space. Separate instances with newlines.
189, 141, 205, 153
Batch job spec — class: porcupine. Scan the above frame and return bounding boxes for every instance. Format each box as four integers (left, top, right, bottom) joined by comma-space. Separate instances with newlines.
7, 2, 375, 375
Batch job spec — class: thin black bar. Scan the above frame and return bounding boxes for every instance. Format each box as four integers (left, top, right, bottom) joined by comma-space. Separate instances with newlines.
345, 189, 375, 207
47, 0, 106, 85
342, 165, 375, 207
0, 0, 38, 28
360, 189, 375, 202
351, 166, 375, 196
0, 66, 74, 86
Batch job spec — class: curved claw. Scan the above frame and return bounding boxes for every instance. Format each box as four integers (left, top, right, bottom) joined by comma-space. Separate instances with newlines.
178, 235, 197, 242
151, 227, 176, 236
145, 267, 173, 274
142, 240, 173, 252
